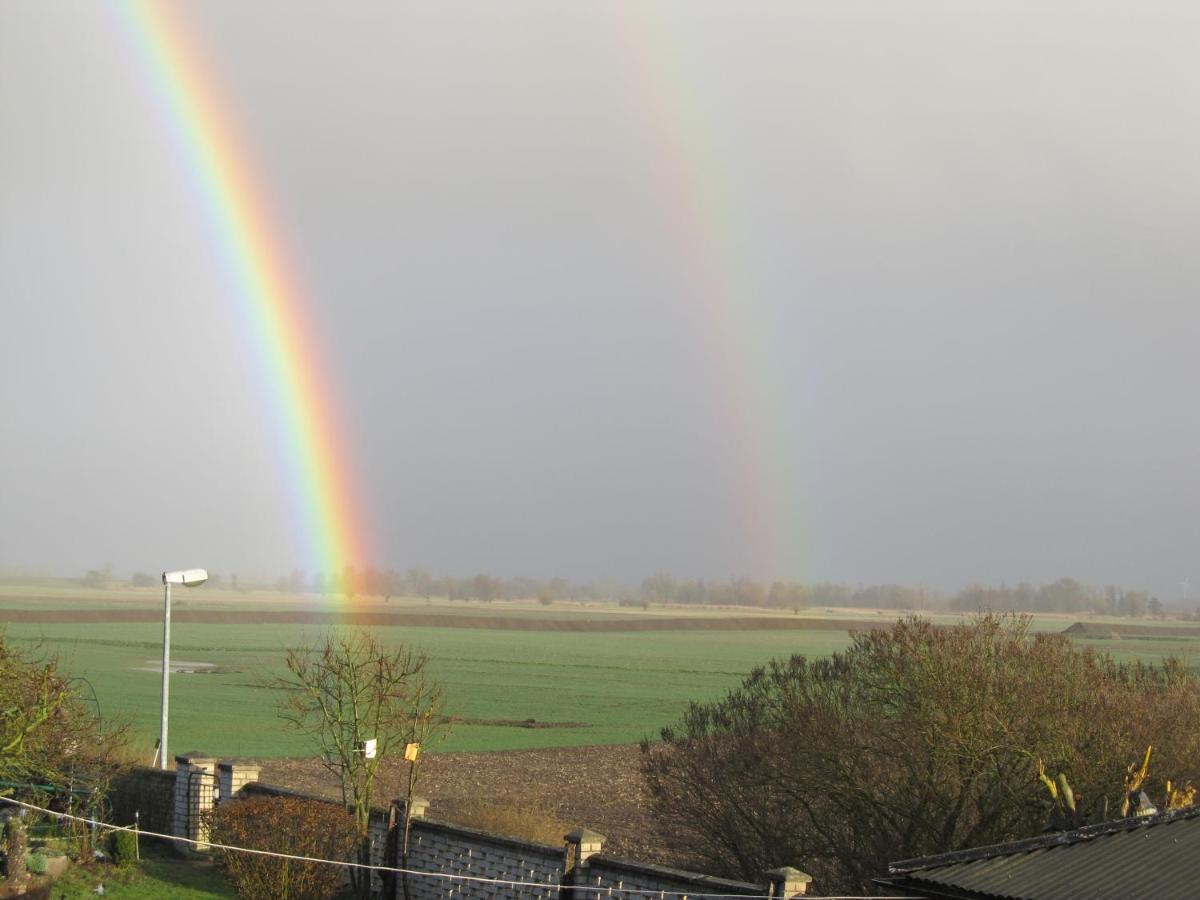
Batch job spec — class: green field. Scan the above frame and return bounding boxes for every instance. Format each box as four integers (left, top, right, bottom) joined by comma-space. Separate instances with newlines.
2, 618, 854, 757
2, 587, 1197, 760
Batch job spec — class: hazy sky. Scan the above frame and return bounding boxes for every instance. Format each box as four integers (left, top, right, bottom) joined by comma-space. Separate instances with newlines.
2, 2, 1198, 598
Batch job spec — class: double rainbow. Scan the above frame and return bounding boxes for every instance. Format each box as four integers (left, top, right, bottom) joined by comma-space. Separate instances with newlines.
114, 2, 802, 583
116, 0, 370, 580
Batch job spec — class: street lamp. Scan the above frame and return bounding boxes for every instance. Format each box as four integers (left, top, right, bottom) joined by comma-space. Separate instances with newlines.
159, 568, 208, 769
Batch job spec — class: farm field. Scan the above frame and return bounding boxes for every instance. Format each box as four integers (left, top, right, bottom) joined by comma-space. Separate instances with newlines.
1, 586, 1196, 760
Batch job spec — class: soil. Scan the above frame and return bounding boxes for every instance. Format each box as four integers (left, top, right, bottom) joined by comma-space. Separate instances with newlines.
256, 743, 679, 866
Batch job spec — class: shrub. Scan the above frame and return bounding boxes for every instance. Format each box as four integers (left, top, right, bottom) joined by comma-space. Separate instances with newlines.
642, 613, 1200, 893
27, 851, 46, 875
205, 796, 358, 900
107, 829, 137, 869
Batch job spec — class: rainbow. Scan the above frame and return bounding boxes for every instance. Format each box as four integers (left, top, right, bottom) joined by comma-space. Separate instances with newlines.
612, 6, 805, 579
114, 0, 371, 582
112, 2, 802, 583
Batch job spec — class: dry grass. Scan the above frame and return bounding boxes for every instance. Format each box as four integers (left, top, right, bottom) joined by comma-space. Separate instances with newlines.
449, 797, 568, 845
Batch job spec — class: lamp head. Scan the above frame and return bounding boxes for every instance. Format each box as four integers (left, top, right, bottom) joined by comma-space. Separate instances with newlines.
163, 568, 208, 587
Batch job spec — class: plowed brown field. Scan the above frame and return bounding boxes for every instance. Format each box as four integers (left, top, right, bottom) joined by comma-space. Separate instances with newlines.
258, 744, 676, 865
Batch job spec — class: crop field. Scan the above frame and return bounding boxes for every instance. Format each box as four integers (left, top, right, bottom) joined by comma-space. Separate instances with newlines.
1, 587, 1197, 760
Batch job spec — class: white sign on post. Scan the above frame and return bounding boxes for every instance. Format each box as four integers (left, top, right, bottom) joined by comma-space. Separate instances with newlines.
362, 738, 377, 759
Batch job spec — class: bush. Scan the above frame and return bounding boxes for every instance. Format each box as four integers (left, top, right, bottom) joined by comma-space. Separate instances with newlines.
205, 796, 359, 900
0, 630, 129, 802
642, 613, 1200, 893
27, 851, 46, 875
107, 829, 137, 868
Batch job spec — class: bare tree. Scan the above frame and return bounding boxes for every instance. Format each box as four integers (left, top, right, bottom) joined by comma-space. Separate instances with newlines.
275, 629, 448, 898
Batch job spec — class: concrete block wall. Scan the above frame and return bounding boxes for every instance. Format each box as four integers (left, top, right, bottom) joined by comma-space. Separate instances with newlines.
401, 817, 565, 899
164, 759, 812, 898
578, 856, 763, 898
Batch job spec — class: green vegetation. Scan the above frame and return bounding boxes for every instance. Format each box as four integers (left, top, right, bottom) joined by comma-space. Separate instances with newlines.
108, 829, 138, 869
0, 588, 1197, 759
46, 852, 234, 898
0, 618, 853, 757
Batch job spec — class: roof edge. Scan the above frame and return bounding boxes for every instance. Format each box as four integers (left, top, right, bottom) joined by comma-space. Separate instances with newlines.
888, 805, 1200, 874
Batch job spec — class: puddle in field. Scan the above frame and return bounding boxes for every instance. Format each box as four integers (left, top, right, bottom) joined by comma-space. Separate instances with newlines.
133, 660, 218, 674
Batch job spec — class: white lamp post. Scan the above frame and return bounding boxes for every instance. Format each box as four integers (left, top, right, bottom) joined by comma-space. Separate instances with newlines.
160, 568, 208, 769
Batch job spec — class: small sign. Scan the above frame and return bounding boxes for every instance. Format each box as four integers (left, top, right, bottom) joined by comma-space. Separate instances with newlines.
404, 742, 420, 762
363, 738, 377, 759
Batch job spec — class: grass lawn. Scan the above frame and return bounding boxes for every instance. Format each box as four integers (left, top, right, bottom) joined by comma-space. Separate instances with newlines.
38, 853, 232, 899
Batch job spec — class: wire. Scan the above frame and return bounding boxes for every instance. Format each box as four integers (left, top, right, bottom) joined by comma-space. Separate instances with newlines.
0, 797, 916, 899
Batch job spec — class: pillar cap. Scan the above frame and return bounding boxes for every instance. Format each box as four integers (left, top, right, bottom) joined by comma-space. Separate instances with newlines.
767, 866, 813, 882
565, 827, 606, 844
175, 751, 216, 764
217, 759, 260, 770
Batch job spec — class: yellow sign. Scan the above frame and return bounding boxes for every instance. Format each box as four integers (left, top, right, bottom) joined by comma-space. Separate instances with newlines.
404, 742, 420, 762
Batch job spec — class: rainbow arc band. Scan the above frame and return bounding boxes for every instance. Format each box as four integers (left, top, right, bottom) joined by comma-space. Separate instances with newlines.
116, 0, 371, 582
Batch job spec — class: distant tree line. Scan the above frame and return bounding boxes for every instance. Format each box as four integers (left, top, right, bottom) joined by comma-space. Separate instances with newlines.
637, 575, 936, 610
949, 578, 1164, 617
69, 566, 1177, 618
248, 571, 1170, 619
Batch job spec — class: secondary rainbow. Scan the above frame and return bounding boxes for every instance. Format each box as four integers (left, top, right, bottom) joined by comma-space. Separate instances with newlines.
114, 0, 371, 583
612, 6, 806, 579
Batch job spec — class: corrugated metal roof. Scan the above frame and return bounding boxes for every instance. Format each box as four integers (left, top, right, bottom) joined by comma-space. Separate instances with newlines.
882, 807, 1200, 899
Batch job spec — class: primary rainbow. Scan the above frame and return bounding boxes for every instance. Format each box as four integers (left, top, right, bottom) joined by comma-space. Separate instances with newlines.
115, 0, 371, 583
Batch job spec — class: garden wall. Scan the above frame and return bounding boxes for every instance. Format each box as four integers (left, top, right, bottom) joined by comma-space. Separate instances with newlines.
142, 752, 811, 898
107, 766, 175, 838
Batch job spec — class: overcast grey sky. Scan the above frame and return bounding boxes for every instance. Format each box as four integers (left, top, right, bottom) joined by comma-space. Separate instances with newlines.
2, 1, 1198, 598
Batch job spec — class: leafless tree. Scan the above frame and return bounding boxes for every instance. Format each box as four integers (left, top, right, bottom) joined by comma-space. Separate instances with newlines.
275, 629, 448, 898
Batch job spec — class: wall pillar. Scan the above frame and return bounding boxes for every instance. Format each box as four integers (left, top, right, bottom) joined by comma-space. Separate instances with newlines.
217, 760, 261, 803
404, 795, 429, 819
173, 753, 216, 852
564, 827, 605, 886
765, 866, 813, 897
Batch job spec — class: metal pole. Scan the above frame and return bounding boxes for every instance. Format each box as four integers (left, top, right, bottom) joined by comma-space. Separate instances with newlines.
159, 579, 171, 770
